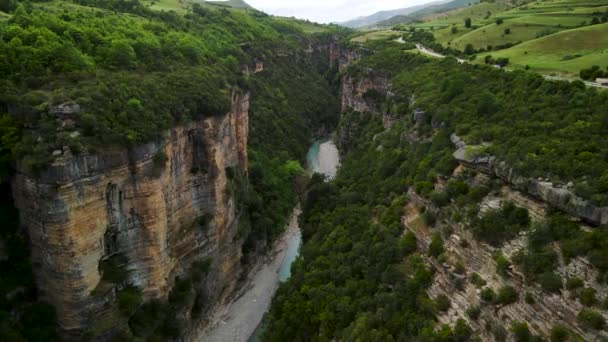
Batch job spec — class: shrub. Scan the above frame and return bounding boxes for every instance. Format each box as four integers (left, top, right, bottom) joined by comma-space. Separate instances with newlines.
191, 258, 212, 282
538, 272, 562, 293
197, 213, 213, 231
504, 28, 511, 35
153, 150, 167, 167
435, 294, 451, 312
472, 202, 529, 246
99, 254, 130, 284
428, 233, 444, 258
118, 287, 143, 316
566, 277, 584, 291
480, 287, 496, 303
422, 210, 437, 226
454, 261, 466, 275
524, 292, 535, 304
492, 324, 508, 342
466, 305, 481, 320
168, 277, 192, 307
496, 18, 504, 25
470, 273, 487, 288
494, 252, 511, 277
577, 308, 605, 330
497, 285, 518, 305
550, 325, 571, 342
579, 287, 596, 306
400, 231, 418, 256
511, 321, 531, 342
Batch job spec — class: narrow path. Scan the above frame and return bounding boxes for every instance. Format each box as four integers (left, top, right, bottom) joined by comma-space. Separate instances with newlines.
197, 207, 302, 342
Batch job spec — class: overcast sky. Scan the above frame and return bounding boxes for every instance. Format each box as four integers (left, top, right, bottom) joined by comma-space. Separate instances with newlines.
245, 0, 437, 23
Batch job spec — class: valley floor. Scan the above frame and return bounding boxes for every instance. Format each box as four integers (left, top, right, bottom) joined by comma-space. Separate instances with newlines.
197, 207, 302, 342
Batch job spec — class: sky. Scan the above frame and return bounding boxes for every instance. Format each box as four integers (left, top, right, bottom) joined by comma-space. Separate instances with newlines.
245, 0, 437, 24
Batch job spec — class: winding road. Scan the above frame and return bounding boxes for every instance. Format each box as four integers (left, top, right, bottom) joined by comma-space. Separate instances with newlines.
397, 38, 607, 89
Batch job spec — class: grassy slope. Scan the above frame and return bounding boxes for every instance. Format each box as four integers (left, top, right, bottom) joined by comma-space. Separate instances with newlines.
449, 0, 608, 49
351, 30, 400, 43
479, 22, 608, 75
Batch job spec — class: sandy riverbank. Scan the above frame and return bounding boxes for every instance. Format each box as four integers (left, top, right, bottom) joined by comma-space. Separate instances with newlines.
197, 206, 302, 342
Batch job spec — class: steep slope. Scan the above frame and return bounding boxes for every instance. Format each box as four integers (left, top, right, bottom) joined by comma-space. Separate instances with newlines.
0, 1, 343, 340
265, 39, 608, 341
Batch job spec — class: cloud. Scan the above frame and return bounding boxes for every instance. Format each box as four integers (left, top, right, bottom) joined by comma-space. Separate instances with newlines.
245, 0, 435, 23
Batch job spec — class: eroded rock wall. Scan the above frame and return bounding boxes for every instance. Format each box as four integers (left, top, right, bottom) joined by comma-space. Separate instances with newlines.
12, 91, 250, 337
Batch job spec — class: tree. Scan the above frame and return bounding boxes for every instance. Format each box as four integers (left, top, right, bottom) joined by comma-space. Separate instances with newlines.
511, 322, 531, 342
591, 17, 600, 25
577, 309, 605, 330
452, 26, 458, 34
496, 18, 504, 25
504, 28, 511, 34
465, 17, 472, 28
497, 285, 518, 305
428, 233, 444, 257
107, 39, 137, 68
464, 43, 475, 55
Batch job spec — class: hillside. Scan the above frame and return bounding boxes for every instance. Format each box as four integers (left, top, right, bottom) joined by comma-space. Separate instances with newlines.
480, 22, 608, 75
0, 1, 343, 340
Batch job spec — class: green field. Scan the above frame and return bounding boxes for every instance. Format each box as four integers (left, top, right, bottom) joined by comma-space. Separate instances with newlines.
351, 30, 400, 43
479, 22, 608, 75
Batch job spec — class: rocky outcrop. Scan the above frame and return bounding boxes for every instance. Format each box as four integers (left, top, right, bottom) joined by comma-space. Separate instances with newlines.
451, 134, 608, 225
404, 191, 608, 341
12, 91, 250, 338
341, 71, 391, 115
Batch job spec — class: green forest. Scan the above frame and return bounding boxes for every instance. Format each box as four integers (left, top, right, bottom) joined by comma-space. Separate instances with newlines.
265, 36, 608, 341
0, 0, 343, 340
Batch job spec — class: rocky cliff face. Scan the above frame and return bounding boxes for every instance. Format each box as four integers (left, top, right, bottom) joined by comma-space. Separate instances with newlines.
12, 91, 250, 338
451, 134, 608, 225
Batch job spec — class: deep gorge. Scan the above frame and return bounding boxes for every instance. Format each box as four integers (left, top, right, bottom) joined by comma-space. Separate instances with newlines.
3, 1, 608, 342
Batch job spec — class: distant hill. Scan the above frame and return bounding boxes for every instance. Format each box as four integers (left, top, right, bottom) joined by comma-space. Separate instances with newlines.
339, 1, 449, 28
202, 0, 253, 9
409, 0, 480, 19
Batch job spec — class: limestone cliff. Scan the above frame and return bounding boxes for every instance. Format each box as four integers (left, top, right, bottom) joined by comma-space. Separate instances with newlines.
451, 134, 608, 225
12, 90, 250, 338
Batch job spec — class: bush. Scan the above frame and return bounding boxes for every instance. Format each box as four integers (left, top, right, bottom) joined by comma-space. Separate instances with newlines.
579, 287, 596, 306
524, 292, 535, 304
497, 285, 518, 305
153, 150, 167, 170
168, 277, 192, 307
118, 287, 143, 316
435, 294, 451, 312
470, 273, 487, 288
550, 325, 571, 342
400, 231, 418, 256
466, 305, 481, 320
511, 321, 531, 342
494, 252, 510, 277
472, 202, 529, 246
480, 287, 496, 303
197, 213, 213, 231
428, 233, 444, 258
538, 272, 562, 293
566, 277, 584, 291
577, 308, 605, 330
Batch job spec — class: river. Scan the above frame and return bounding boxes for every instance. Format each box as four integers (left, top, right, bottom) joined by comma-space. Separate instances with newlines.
198, 138, 340, 342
